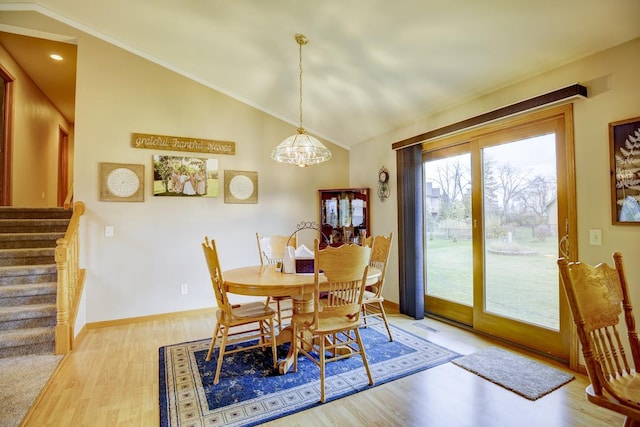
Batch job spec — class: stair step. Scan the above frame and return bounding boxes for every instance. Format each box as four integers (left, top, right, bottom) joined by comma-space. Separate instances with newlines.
0, 327, 55, 358
0, 218, 70, 233
0, 248, 55, 267
0, 232, 65, 249
0, 326, 55, 348
0, 304, 56, 330
0, 207, 72, 220
0, 283, 56, 306
0, 264, 57, 286
0, 304, 56, 321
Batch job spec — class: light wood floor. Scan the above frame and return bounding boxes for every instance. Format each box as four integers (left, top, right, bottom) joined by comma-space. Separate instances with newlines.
23, 311, 625, 427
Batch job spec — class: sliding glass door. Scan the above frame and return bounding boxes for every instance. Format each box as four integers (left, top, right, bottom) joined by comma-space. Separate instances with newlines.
423, 106, 575, 359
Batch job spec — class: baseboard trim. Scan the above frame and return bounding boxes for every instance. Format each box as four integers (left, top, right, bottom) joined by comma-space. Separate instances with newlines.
71, 299, 400, 376
84, 302, 396, 330
384, 299, 399, 311
86, 307, 216, 329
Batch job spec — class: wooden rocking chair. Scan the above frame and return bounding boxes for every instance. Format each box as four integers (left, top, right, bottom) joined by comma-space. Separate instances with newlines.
558, 252, 640, 426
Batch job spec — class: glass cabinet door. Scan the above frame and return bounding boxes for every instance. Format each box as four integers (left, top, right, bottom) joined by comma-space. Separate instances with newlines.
319, 188, 370, 246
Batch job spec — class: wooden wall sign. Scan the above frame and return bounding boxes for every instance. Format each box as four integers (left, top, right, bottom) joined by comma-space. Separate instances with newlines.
131, 133, 235, 155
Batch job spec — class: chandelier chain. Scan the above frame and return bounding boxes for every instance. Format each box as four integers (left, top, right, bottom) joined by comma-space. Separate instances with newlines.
298, 36, 304, 130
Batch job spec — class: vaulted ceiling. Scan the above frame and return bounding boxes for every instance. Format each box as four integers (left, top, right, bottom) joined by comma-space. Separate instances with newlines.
0, 1, 639, 148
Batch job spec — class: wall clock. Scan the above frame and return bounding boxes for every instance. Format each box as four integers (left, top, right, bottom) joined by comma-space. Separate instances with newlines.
224, 170, 258, 204
99, 162, 145, 202
378, 166, 390, 202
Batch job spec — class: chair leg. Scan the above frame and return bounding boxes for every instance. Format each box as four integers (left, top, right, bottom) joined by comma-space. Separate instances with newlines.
319, 333, 326, 403
354, 327, 374, 387
205, 323, 220, 361
292, 323, 299, 373
214, 328, 229, 385
269, 317, 277, 369
259, 319, 270, 348
378, 302, 393, 342
362, 304, 369, 327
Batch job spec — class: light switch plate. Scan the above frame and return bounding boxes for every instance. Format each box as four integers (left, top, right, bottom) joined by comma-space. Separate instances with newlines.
589, 229, 602, 246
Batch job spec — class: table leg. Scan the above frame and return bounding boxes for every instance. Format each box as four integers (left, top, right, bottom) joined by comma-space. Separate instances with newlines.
278, 293, 312, 374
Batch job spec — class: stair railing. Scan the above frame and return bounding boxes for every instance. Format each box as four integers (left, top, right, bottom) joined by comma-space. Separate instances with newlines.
63, 181, 74, 210
54, 201, 85, 354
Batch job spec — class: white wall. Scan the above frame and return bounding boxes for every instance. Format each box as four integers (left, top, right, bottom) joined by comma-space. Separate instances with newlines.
351, 37, 640, 312
71, 34, 350, 323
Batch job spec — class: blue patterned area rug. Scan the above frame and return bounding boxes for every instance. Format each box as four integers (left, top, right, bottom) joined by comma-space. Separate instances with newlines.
159, 324, 460, 427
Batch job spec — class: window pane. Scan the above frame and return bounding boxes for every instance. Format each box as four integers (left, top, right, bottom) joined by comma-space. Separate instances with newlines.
482, 134, 559, 329
425, 153, 473, 306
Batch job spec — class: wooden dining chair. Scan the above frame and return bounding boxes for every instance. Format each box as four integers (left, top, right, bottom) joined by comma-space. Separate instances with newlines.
202, 237, 277, 384
256, 232, 296, 332
291, 239, 374, 403
558, 252, 640, 426
361, 233, 394, 341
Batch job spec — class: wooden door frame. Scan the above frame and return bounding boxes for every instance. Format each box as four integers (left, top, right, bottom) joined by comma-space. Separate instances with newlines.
57, 126, 69, 206
0, 64, 14, 206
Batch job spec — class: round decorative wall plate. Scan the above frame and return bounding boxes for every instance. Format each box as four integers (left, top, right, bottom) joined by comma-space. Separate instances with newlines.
100, 162, 145, 202
107, 167, 140, 198
228, 174, 254, 200
224, 170, 258, 204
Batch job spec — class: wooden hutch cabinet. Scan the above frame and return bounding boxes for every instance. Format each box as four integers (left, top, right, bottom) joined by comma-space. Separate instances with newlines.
318, 188, 370, 247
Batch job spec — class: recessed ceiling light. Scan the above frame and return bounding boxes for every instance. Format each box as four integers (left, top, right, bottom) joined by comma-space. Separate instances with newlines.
50, 54, 63, 61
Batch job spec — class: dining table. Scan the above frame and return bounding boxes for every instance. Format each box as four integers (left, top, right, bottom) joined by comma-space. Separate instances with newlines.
223, 263, 381, 374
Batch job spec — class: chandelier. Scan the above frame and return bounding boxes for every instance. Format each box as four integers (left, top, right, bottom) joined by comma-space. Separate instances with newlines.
271, 34, 331, 167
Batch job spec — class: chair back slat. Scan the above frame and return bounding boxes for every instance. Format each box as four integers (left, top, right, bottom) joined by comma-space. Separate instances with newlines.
326, 280, 361, 306
592, 327, 630, 379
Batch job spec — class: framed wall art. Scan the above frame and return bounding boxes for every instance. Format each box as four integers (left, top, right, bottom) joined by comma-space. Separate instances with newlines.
152, 155, 219, 197
99, 162, 145, 202
609, 116, 640, 224
224, 170, 258, 204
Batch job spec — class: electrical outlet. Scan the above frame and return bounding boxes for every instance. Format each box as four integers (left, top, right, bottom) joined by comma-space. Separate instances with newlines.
180, 284, 188, 295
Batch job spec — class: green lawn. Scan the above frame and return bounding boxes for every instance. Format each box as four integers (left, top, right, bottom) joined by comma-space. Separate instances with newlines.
426, 234, 559, 329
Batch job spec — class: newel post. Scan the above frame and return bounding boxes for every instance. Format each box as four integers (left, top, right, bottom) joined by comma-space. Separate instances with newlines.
55, 239, 71, 354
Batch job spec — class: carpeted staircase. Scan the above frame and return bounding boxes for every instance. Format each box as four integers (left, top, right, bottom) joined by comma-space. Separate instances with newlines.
0, 208, 72, 359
